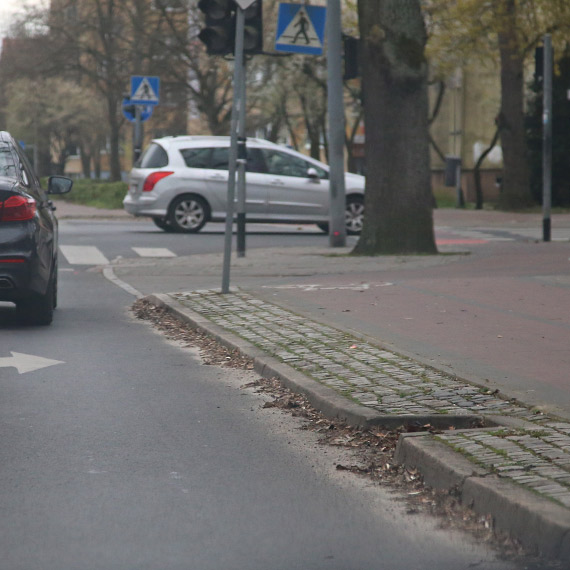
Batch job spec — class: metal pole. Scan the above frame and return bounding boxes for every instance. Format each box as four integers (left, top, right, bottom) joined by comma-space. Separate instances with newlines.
236, 55, 247, 258
326, 0, 346, 247
133, 106, 143, 164
542, 34, 552, 242
221, 7, 245, 294
455, 161, 464, 208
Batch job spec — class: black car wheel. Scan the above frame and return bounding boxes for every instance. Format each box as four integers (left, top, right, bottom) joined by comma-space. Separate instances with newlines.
16, 271, 55, 326
168, 195, 209, 233
152, 217, 176, 232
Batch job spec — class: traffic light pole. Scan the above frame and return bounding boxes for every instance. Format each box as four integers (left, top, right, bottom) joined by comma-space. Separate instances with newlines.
236, 55, 247, 258
221, 6, 245, 294
542, 34, 552, 243
326, 0, 347, 247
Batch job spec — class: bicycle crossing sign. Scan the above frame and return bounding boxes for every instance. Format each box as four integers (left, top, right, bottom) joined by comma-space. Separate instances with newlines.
130, 76, 160, 106
275, 3, 327, 55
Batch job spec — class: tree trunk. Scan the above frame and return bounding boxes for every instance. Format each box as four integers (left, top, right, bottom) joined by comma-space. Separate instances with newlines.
353, 0, 436, 255
79, 143, 91, 178
496, 0, 533, 210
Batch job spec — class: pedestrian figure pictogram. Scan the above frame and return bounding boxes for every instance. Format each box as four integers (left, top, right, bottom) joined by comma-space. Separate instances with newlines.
292, 9, 310, 44
275, 3, 326, 55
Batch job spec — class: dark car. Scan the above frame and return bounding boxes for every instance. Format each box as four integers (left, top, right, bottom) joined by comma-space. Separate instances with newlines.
0, 131, 72, 325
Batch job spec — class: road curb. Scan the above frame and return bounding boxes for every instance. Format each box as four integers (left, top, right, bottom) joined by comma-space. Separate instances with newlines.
395, 432, 570, 558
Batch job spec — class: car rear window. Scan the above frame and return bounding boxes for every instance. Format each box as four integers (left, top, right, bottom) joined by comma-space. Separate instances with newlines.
0, 142, 17, 178
137, 143, 168, 168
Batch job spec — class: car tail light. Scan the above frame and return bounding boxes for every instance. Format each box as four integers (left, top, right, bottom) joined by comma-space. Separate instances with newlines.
0, 195, 37, 222
143, 171, 174, 192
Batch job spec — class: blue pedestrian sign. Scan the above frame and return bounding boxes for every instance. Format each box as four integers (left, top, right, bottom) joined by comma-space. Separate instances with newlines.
275, 3, 327, 55
130, 76, 160, 106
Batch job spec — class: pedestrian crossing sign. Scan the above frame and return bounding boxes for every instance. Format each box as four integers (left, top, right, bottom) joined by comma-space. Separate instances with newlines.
130, 76, 160, 106
275, 3, 327, 55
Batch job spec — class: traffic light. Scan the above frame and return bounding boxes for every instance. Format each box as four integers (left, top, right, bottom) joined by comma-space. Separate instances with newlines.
198, 0, 235, 55
243, 1, 263, 55
343, 36, 360, 80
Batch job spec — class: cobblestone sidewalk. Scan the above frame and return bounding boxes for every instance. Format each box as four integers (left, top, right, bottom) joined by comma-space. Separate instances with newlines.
171, 289, 570, 511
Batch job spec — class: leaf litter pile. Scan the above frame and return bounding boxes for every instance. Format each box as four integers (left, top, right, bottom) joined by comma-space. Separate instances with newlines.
132, 298, 562, 568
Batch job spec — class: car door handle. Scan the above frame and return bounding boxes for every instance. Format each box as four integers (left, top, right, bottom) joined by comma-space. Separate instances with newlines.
208, 174, 226, 180
270, 179, 285, 185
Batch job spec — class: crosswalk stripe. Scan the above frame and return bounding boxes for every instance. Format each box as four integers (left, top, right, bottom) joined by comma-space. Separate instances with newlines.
59, 245, 109, 265
132, 247, 177, 258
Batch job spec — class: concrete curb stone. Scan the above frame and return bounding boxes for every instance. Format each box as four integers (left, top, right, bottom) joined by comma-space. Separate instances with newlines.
396, 434, 570, 558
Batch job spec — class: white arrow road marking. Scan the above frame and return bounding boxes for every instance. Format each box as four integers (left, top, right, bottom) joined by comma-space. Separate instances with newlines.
0, 352, 64, 374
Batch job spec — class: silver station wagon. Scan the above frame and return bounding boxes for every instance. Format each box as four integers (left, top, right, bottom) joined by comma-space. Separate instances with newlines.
123, 136, 365, 234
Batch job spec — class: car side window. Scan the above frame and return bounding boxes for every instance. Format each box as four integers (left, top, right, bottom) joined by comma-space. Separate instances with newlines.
210, 147, 229, 170
16, 152, 32, 187
246, 148, 267, 173
261, 150, 326, 179
15, 144, 47, 199
210, 147, 268, 173
180, 147, 211, 168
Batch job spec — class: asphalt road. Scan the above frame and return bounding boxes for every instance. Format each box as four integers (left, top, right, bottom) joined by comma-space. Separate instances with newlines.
0, 221, 520, 569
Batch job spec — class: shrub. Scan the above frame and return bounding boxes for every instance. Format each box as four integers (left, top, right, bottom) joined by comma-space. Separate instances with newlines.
51, 179, 128, 209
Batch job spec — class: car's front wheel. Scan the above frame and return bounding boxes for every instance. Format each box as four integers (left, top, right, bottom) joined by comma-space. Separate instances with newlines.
168, 195, 209, 233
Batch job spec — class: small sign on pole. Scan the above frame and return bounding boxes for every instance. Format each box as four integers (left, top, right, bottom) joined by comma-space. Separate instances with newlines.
235, 0, 258, 8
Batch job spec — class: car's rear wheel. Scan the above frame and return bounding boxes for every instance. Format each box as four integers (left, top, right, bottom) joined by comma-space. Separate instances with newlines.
168, 195, 209, 233
16, 271, 55, 326
152, 217, 176, 232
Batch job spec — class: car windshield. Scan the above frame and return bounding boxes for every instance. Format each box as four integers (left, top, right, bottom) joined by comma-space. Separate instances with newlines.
0, 142, 17, 178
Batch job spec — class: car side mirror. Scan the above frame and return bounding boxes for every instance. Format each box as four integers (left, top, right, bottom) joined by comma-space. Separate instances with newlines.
47, 176, 73, 195
307, 167, 320, 181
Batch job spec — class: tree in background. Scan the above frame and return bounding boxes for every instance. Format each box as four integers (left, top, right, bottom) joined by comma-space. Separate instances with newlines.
353, 0, 436, 255
43, 0, 188, 180
5, 77, 106, 175
526, 47, 570, 207
426, 0, 570, 210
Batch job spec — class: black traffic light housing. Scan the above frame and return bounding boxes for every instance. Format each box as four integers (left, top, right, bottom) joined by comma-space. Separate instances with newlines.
343, 35, 360, 80
198, 0, 263, 56
243, 1, 263, 54
198, 0, 234, 55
